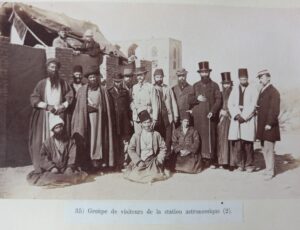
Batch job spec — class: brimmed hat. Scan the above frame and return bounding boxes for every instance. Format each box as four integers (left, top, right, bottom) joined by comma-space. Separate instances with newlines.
176, 68, 188, 76
197, 61, 212, 73
221, 72, 232, 84
153, 68, 164, 77
180, 111, 191, 121
238, 68, 248, 78
46, 58, 61, 69
113, 73, 124, 82
257, 69, 271, 78
73, 65, 83, 73
49, 116, 64, 131
138, 110, 152, 123
84, 65, 100, 78
133, 67, 148, 76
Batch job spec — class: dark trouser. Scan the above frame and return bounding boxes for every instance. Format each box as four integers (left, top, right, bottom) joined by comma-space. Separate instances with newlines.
232, 140, 254, 169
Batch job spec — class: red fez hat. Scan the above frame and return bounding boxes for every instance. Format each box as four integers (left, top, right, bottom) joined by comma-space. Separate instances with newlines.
153, 68, 164, 77
138, 110, 152, 123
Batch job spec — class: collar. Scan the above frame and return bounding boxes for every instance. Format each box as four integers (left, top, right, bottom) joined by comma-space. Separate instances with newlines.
261, 83, 271, 93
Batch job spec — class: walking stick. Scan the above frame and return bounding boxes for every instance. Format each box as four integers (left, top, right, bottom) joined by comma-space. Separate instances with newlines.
208, 117, 212, 154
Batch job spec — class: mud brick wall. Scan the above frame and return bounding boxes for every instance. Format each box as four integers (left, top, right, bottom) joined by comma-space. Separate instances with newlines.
0, 36, 9, 165
106, 55, 120, 88
55, 48, 73, 81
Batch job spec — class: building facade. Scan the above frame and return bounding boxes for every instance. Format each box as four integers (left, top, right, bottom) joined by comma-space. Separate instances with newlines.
117, 38, 182, 87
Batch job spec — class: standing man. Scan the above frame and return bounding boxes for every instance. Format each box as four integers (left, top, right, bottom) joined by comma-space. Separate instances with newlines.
172, 68, 193, 125
122, 67, 134, 95
107, 73, 132, 170
188, 61, 222, 168
153, 68, 179, 158
71, 66, 115, 171
256, 69, 280, 180
29, 58, 74, 173
69, 65, 84, 116
70, 65, 84, 98
228, 68, 259, 172
217, 72, 233, 169
52, 26, 71, 49
131, 66, 159, 133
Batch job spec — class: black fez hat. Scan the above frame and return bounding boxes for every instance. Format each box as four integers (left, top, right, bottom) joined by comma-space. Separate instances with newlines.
220, 72, 233, 84
73, 65, 83, 73
153, 68, 164, 77
113, 73, 124, 82
238, 68, 248, 78
138, 110, 151, 123
197, 61, 212, 73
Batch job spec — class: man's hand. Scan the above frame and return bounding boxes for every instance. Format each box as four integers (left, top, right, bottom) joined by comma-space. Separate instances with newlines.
180, 149, 190, 157
55, 104, 66, 115
207, 112, 213, 119
197, 95, 207, 102
234, 114, 245, 124
157, 155, 165, 165
220, 109, 228, 117
151, 120, 157, 129
46, 105, 56, 114
50, 167, 59, 174
265, 125, 272, 130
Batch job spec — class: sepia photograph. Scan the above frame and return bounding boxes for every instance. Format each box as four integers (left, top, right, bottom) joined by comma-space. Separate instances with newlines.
0, 0, 300, 228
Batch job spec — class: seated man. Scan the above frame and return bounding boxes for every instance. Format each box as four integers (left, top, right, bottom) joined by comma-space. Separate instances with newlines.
172, 112, 202, 174
124, 110, 170, 184
27, 116, 88, 186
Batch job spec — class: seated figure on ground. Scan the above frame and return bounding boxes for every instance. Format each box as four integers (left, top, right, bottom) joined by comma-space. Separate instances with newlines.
124, 110, 170, 184
27, 116, 88, 186
172, 111, 203, 174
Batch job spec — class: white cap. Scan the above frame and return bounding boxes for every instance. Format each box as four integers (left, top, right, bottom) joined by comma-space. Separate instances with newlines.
49, 116, 64, 131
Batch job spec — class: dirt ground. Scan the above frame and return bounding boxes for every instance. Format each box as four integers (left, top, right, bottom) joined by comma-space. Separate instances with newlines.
0, 132, 299, 200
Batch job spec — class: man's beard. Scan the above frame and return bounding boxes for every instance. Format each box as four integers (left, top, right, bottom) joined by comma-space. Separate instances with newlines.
201, 76, 210, 84
124, 81, 132, 89
48, 71, 60, 88
88, 81, 99, 90
178, 80, 187, 88
154, 80, 163, 86
73, 77, 82, 84
240, 82, 249, 87
53, 131, 65, 141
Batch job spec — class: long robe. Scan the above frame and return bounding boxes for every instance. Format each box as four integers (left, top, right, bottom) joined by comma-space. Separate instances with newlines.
71, 84, 116, 167
27, 136, 88, 186
188, 79, 222, 160
217, 87, 232, 165
29, 78, 73, 172
172, 126, 202, 173
124, 131, 169, 183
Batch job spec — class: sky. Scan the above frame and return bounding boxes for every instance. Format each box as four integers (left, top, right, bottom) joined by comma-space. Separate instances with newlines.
26, 1, 300, 89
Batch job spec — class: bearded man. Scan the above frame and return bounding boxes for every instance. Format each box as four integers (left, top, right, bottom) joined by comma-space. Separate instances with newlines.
29, 58, 74, 173
71, 66, 116, 171
27, 116, 87, 186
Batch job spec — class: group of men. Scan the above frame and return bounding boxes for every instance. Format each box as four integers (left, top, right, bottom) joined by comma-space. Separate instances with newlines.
26, 30, 281, 185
